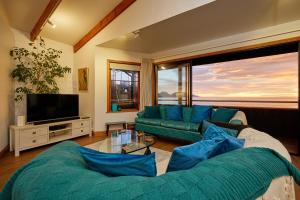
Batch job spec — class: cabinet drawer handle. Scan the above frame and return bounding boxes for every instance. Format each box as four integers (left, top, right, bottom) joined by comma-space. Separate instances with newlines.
32, 131, 36, 135
81, 123, 83, 126
32, 140, 36, 143
81, 130, 83, 133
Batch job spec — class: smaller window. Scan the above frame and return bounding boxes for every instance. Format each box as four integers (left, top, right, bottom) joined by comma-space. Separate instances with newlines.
156, 64, 189, 106
107, 60, 140, 112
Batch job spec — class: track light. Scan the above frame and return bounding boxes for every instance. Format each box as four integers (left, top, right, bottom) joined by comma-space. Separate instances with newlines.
47, 20, 56, 29
132, 30, 140, 38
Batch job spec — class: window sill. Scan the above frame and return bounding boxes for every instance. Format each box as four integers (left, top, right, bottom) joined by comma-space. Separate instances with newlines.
107, 109, 139, 113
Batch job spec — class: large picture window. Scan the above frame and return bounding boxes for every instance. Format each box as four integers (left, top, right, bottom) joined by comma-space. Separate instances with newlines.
156, 64, 189, 105
155, 42, 299, 109
192, 52, 298, 108
107, 60, 140, 112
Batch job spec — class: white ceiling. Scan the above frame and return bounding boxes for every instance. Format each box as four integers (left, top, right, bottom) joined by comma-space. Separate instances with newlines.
2, 0, 122, 45
40, 0, 122, 45
2, 0, 50, 32
99, 0, 300, 53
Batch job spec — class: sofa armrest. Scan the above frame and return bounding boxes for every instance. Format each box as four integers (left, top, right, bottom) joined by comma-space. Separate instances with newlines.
137, 111, 145, 118
229, 111, 247, 125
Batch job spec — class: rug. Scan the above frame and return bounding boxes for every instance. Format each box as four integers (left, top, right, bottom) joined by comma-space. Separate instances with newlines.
85, 141, 172, 175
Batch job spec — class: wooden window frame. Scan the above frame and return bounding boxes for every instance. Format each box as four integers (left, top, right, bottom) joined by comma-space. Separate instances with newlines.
107, 59, 141, 113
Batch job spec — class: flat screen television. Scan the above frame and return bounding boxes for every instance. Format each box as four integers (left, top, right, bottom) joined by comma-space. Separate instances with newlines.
27, 94, 79, 124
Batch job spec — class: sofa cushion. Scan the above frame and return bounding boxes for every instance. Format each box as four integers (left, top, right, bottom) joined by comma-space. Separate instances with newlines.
211, 107, 238, 123
166, 106, 182, 121
161, 120, 186, 130
182, 107, 193, 122
144, 106, 161, 119
161, 120, 200, 132
191, 105, 212, 123
188, 122, 201, 132
137, 111, 145, 118
159, 106, 169, 120
79, 147, 157, 177
166, 127, 244, 172
136, 118, 162, 126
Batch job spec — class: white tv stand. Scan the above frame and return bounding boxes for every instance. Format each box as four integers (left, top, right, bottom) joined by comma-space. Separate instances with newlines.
10, 117, 92, 157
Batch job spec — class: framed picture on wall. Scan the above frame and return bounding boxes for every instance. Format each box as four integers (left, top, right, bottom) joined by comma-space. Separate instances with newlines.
78, 67, 88, 91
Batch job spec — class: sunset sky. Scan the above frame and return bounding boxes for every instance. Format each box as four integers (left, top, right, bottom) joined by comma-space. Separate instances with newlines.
158, 52, 298, 102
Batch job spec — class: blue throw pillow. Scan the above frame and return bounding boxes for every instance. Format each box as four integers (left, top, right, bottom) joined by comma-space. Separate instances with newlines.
144, 106, 161, 119
191, 105, 212, 123
211, 108, 238, 123
166, 140, 219, 172
166, 106, 182, 121
166, 136, 244, 172
203, 124, 245, 147
166, 124, 244, 172
201, 120, 239, 137
79, 147, 157, 177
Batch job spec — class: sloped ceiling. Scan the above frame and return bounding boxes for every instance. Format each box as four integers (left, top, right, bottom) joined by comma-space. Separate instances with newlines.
2, 0, 50, 32
99, 0, 300, 53
1, 0, 122, 45
40, 0, 122, 45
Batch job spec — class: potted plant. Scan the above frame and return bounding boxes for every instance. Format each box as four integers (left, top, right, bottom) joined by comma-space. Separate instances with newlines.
10, 37, 71, 102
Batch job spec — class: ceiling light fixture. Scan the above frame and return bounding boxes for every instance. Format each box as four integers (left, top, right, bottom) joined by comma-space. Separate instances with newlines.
47, 20, 56, 29
132, 30, 140, 38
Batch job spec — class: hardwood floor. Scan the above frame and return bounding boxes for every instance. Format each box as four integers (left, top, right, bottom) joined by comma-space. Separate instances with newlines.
0, 132, 299, 199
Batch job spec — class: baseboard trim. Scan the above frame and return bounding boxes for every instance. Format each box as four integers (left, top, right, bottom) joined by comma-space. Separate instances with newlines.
93, 131, 106, 136
0, 145, 9, 159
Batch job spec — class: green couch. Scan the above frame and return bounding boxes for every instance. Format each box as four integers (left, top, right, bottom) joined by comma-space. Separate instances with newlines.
136, 111, 202, 142
135, 106, 245, 142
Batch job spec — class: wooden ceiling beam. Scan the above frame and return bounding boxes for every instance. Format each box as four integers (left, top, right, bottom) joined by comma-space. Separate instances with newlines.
73, 0, 136, 53
30, 0, 62, 41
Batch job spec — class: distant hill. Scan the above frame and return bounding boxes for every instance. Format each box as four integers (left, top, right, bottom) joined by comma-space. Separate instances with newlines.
158, 91, 175, 98
158, 91, 196, 98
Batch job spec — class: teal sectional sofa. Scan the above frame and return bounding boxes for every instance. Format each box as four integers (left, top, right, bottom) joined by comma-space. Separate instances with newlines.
2, 141, 300, 200
135, 106, 244, 142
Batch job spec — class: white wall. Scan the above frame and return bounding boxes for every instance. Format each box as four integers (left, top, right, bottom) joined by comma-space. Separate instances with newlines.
11, 29, 75, 118
152, 20, 300, 62
12, 29, 74, 94
74, 42, 96, 120
0, 3, 14, 152
74, 0, 214, 124
94, 47, 150, 131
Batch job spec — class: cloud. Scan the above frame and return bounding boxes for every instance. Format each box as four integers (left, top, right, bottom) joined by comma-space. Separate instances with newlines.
158, 52, 298, 101
192, 52, 298, 99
